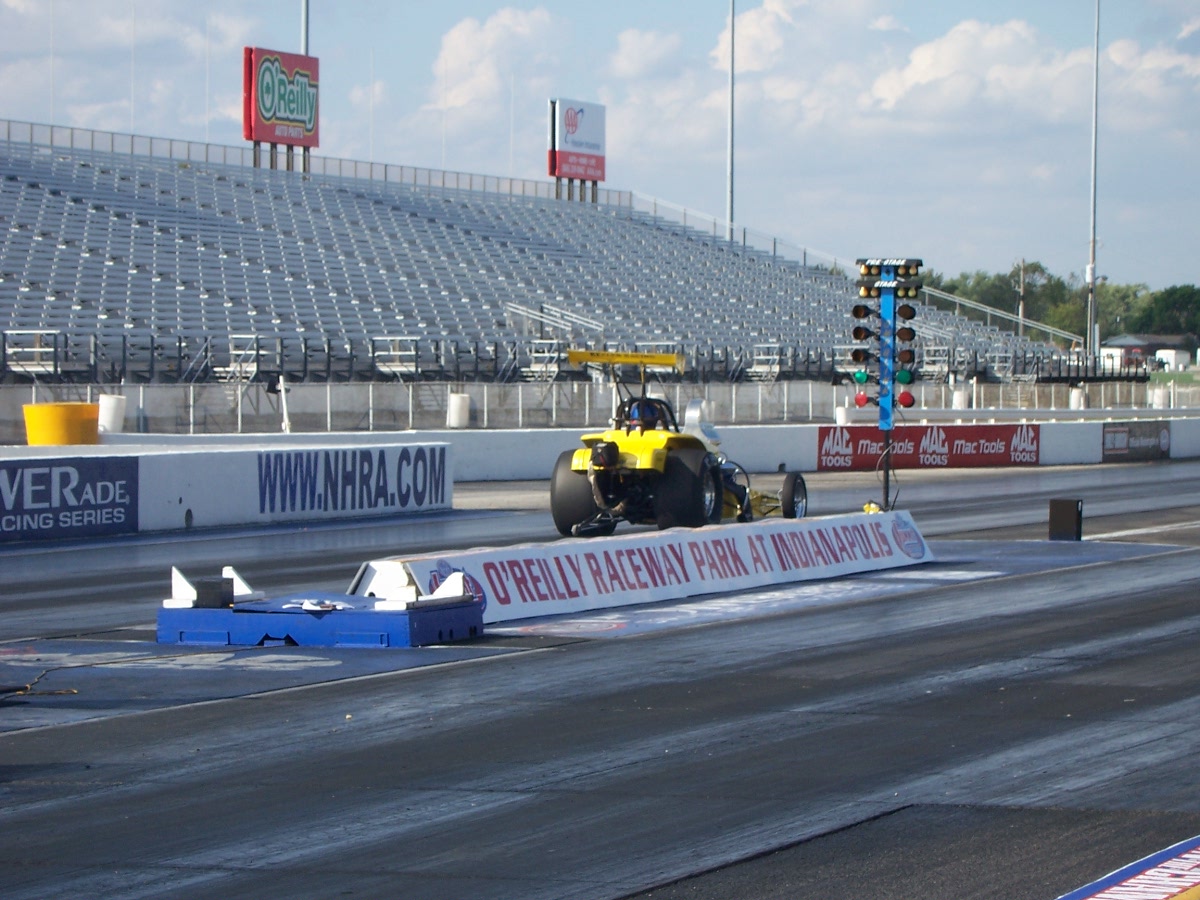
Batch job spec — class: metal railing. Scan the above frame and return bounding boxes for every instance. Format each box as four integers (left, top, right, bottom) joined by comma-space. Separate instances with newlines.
0, 117, 633, 207
2, 378, 1193, 445
923, 286, 1084, 347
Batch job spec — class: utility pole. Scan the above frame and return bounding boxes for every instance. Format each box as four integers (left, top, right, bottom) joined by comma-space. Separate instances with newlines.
1017, 259, 1026, 338
1086, 0, 1100, 357
725, 0, 735, 243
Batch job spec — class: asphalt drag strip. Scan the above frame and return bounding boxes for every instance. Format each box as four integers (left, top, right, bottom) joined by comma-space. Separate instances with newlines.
0, 537, 1181, 735
619, 805, 1200, 900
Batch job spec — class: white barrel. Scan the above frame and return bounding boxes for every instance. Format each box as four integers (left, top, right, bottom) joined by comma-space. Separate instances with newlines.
446, 392, 471, 429
98, 394, 127, 433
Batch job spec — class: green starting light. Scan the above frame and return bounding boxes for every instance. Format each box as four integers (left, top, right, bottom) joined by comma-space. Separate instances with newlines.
853, 369, 870, 384
896, 369, 914, 385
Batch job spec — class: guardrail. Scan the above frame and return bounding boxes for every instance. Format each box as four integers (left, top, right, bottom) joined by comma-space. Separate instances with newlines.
0, 117, 633, 207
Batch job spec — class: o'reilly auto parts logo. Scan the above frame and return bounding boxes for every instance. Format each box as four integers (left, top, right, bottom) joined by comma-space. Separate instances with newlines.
257, 55, 318, 135
820, 427, 853, 468
1011, 424, 1038, 464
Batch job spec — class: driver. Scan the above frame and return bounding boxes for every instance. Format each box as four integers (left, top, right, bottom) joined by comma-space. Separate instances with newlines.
629, 400, 661, 431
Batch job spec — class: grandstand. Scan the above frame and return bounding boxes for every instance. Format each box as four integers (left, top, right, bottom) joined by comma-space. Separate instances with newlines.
0, 119, 1097, 387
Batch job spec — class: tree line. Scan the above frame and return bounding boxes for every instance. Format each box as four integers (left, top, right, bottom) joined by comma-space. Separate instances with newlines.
924, 262, 1200, 349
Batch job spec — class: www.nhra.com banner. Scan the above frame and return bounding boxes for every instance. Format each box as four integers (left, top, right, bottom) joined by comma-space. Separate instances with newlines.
255, 445, 449, 519
0, 457, 139, 542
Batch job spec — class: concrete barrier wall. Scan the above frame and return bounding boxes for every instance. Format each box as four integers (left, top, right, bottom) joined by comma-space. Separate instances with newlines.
1040, 422, 1104, 466
1171, 418, 1200, 459
1, 440, 452, 543
3, 417, 1199, 543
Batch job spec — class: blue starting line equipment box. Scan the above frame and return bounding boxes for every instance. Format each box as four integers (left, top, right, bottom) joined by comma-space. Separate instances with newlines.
157, 567, 483, 649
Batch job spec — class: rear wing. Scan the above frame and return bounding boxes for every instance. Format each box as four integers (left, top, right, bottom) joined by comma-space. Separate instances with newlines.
566, 348, 686, 374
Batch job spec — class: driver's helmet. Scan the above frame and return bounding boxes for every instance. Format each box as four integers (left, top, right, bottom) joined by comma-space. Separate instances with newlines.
628, 399, 660, 430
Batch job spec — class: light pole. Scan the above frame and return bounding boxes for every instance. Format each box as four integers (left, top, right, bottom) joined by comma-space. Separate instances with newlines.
726, 0, 735, 243
1086, 0, 1100, 357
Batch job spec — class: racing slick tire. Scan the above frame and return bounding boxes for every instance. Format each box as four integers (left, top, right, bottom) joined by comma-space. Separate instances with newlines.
551, 450, 602, 536
654, 449, 723, 530
782, 471, 808, 519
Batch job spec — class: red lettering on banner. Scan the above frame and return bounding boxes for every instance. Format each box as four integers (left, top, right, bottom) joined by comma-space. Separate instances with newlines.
623, 549, 650, 590
721, 538, 751, 576
688, 541, 708, 579
636, 547, 664, 587
840, 526, 864, 560
505, 560, 536, 603
710, 540, 734, 579
703, 541, 726, 579
871, 522, 894, 556
833, 527, 854, 561
482, 561, 511, 605
806, 533, 828, 566
603, 551, 631, 592
770, 532, 799, 571
665, 544, 690, 583
538, 558, 566, 600
563, 555, 588, 597
524, 559, 550, 602
583, 552, 610, 595
544, 556, 566, 600
853, 524, 878, 558
820, 529, 843, 563
795, 533, 815, 567
553, 556, 581, 599
748, 534, 773, 573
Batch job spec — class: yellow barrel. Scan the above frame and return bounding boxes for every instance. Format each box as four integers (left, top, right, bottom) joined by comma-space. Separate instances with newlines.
23, 402, 101, 445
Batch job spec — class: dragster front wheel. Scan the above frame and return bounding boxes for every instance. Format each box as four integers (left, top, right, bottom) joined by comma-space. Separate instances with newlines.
782, 472, 808, 519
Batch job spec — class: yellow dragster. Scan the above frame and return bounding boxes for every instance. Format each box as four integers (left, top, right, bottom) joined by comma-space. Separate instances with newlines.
550, 350, 807, 537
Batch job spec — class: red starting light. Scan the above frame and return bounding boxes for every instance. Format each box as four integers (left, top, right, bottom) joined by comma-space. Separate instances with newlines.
854, 392, 871, 408
897, 390, 915, 408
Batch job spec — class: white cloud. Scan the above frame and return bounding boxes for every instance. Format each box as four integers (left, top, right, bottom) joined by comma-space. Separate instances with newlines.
350, 79, 386, 111
609, 28, 682, 80
429, 8, 557, 112
869, 15, 907, 34
711, 0, 804, 75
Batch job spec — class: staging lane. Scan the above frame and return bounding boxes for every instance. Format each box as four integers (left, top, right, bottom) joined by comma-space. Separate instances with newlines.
3, 461, 1200, 899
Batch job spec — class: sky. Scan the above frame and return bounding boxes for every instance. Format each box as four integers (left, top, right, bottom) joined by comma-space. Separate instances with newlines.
0, 0, 1197, 291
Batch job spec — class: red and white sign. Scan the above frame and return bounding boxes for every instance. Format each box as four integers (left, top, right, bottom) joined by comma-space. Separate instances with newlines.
243, 47, 320, 147
817, 423, 1040, 471
548, 98, 606, 181
356, 512, 932, 624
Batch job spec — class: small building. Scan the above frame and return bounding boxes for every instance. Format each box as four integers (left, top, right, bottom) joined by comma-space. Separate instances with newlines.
1102, 334, 1194, 370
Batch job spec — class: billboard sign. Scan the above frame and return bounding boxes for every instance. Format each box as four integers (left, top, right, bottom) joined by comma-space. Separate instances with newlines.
0, 457, 139, 542
548, 98, 606, 181
817, 423, 1041, 471
1102, 421, 1170, 461
243, 47, 320, 147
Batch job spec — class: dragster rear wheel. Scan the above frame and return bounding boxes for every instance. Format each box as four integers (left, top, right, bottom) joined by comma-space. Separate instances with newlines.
655, 449, 722, 529
551, 450, 602, 536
